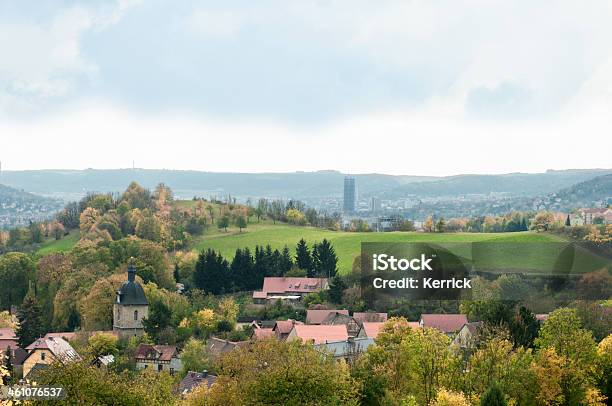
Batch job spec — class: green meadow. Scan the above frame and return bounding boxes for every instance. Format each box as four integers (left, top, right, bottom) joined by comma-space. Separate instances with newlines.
190, 221, 570, 274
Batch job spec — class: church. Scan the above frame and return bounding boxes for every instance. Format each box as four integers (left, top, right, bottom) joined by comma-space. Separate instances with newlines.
113, 265, 149, 338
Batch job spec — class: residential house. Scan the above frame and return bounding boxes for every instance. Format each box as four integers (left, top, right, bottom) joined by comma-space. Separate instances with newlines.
452, 321, 483, 351
314, 337, 375, 362
134, 344, 181, 375
0, 328, 18, 354
286, 325, 349, 344
321, 312, 361, 337
178, 370, 217, 397
358, 321, 420, 339
252, 277, 329, 304
272, 319, 303, 341
352, 312, 388, 323
0, 328, 26, 377
23, 336, 81, 379
419, 314, 468, 335
306, 309, 349, 325
251, 327, 275, 340
535, 314, 549, 323
205, 337, 248, 360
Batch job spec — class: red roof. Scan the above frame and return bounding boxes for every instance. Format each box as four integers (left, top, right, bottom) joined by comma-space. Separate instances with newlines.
262, 277, 328, 294
252, 328, 275, 340
353, 312, 388, 323
306, 309, 349, 325
361, 322, 385, 338
290, 325, 349, 344
44, 332, 77, 341
135, 344, 178, 362
273, 319, 303, 335
420, 314, 468, 333
0, 328, 18, 351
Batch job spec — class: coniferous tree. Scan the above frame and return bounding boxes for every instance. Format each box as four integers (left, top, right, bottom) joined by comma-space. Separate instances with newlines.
295, 239, 313, 275
328, 276, 347, 304
173, 263, 180, 283
231, 248, 254, 291
279, 246, 293, 275
480, 382, 507, 406
16, 287, 44, 348
565, 214, 571, 227
312, 239, 338, 278
194, 249, 230, 294
142, 301, 172, 341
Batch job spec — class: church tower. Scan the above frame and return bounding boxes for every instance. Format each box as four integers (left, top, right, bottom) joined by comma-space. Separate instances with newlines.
113, 265, 149, 338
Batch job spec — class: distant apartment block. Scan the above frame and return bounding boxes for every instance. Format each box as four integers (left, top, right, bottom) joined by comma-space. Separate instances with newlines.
343, 176, 356, 213
579, 208, 612, 225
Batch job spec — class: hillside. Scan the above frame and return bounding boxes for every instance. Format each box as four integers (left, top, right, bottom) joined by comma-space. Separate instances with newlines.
0, 183, 64, 228
3, 168, 611, 201
190, 221, 576, 274
552, 174, 612, 209
383, 169, 612, 198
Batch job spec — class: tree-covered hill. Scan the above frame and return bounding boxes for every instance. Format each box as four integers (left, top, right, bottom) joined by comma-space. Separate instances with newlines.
553, 174, 612, 209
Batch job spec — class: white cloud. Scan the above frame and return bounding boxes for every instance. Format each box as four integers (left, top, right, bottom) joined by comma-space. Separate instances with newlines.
0, 95, 609, 175
0, 1, 139, 113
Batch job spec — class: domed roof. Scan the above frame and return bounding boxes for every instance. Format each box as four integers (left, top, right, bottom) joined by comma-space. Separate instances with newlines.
116, 265, 148, 305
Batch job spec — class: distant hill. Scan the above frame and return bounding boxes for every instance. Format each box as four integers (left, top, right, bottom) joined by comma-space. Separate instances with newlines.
0, 184, 64, 228
552, 174, 612, 208
0, 169, 437, 200
2, 168, 610, 201
383, 169, 612, 198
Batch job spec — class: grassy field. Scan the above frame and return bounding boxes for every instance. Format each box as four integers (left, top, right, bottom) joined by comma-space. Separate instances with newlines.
191, 221, 568, 274
36, 230, 80, 256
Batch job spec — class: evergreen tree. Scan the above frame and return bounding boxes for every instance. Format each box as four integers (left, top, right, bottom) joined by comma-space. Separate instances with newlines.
295, 239, 313, 275
173, 263, 180, 283
252, 246, 267, 289
194, 249, 230, 294
16, 287, 44, 348
231, 248, 254, 291
312, 239, 338, 278
279, 246, 293, 275
328, 276, 347, 304
480, 382, 507, 406
142, 300, 172, 341
565, 214, 571, 227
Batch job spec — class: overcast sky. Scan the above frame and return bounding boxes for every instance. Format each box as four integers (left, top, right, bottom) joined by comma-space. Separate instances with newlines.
1, 0, 611, 175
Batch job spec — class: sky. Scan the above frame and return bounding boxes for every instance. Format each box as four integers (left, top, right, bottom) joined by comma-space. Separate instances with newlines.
0, 0, 611, 176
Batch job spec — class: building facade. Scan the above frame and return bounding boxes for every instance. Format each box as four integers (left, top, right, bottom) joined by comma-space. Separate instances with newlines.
113, 265, 149, 338
343, 176, 356, 214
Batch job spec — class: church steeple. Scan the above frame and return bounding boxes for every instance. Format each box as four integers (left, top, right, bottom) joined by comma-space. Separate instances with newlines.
128, 264, 136, 282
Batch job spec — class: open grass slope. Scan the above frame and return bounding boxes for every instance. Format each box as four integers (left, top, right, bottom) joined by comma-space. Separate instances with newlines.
36, 230, 80, 256
191, 222, 567, 274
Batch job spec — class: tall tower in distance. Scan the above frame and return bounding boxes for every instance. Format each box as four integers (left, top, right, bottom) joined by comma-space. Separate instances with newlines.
343, 176, 356, 214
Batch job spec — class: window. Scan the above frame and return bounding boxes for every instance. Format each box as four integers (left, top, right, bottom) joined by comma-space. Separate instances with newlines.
41, 352, 46, 361
134, 310, 138, 321
170, 368, 175, 375
143, 364, 148, 369
158, 364, 163, 372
